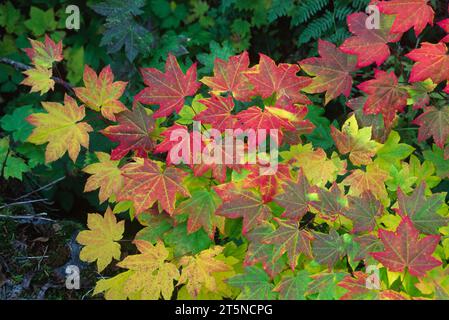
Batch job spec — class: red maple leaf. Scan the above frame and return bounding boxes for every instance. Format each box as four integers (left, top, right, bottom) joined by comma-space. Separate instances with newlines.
234, 106, 296, 145
193, 138, 246, 183
406, 42, 449, 93
101, 105, 155, 160
274, 170, 311, 221
243, 163, 291, 203
117, 158, 190, 216
299, 40, 357, 104
338, 272, 407, 300
371, 216, 442, 277
378, 0, 434, 36
357, 70, 409, 126
23, 34, 63, 68
340, 12, 402, 67
154, 124, 203, 167
413, 106, 449, 149
214, 183, 272, 234
263, 218, 313, 270
200, 51, 255, 101
193, 94, 236, 132
245, 54, 311, 105
134, 53, 201, 118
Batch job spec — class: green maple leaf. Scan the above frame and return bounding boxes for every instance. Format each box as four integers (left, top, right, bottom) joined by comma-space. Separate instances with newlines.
312, 229, 346, 268
408, 155, 441, 191
227, 266, 278, 300
197, 41, 235, 75
306, 272, 348, 300
375, 131, 415, 171
0, 137, 30, 180
396, 182, 448, 235
174, 189, 222, 238
163, 222, 212, 257
273, 270, 311, 300
385, 165, 417, 194
24, 7, 57, 36
0, 105, 35, 142
423, 145, 449, 179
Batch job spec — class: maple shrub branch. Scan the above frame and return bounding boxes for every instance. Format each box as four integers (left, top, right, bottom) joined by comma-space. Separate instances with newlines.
0, 57, 74, 94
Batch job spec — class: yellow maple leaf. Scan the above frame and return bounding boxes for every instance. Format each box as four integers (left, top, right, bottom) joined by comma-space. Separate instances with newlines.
76, 207, 124, 272
331, 115, 380, 165
83, 152, 124, 203
281, 143, 347, 186
74, 65, 128, 121
178, 246, 231, 298
342, 164, 390, 204
27, 94, 93, 163
93, 271, 138, 300
21, 66, 55, 95
116, 240, 180, 300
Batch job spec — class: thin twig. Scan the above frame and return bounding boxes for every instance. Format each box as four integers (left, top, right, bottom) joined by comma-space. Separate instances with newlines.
0, 57, 74, 94
14, 176, 65, 201
0, 212, 55, 222
0, 199, 50, 210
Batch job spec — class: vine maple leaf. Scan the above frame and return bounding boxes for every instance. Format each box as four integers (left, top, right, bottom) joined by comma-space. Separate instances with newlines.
274, 170, 311, 221
342, 192, 383, 234
76, 208, 124, 272
263, 218, 313, 270
331, 115, 380, 166
396, 182, 448, 235
117, 158, 190, 216
281, 144, 347, 186
413, 106, 449, 149
117, 240, 179, 300
299, 40, 357, 104
342, 164, 390, 202
24, 34, 63, 68
21, 66, 54, 95
371, 216, 442, 277
378, 0, 434, 36
406, 42, 449, 93
358, 70, 409, 126
27, 94, 93, 163
214, 183, 272, 234
227, 266, 278, 300
134, 53, 201, 118
178, 246, 231, 298
200, 51, 254, 101
244, 222, 286, 278
101, 104, 155, 160
310, 183, 345, 220
74, 65, 128, 121
340, 12, 401, 67
243, 163, 291, 202
245, 54, 311, 105
83, 152, 124, 204
234, 106, 296, 145
312, 229, 346, 268
274, 271, 311, 300
338, 272, 407, 300
193, 94, 236, 132
173, 190, 223, 239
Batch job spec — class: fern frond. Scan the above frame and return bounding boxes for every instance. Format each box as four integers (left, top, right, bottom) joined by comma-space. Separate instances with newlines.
290, 0, 330, 26
297, 10, 334, 45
